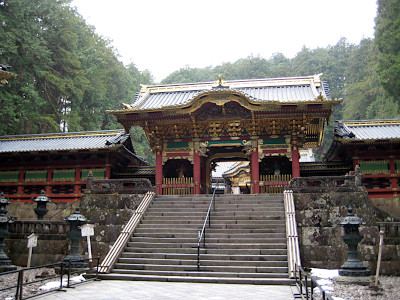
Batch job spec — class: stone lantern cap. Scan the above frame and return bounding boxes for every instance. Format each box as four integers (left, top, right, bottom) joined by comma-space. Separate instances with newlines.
33, 190, 51, 203
340, 206, 362, 225
0, 192, 11, 204
65, 207, 88, 223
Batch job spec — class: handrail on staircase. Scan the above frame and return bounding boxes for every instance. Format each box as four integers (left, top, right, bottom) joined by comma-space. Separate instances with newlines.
196, 183, 219, 271
284, 190, 301, 278
98, 191, 155, 273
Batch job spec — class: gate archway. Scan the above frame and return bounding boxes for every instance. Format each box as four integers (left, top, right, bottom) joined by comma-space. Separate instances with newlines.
108, 75, 340, 194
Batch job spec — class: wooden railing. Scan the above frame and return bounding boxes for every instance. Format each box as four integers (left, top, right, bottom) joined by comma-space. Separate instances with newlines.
162, 177, 193, 195
284, 190, 301, 278
98, 191, 155, 273
260, 174, 292, 193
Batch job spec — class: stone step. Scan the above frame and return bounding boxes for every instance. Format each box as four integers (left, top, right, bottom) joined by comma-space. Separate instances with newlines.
153, 200, 285, 204
127, 242, 287, 249
107, 193, 289, 283
113, 263, 288, 274
132, 232, 286, 239
126, 247, 287, 255
144, 211, 284, 217
142, 215, 285, 222
139, 224, 285, 231
141, 218, 285, 225
135, 228, 286, 234
146, 207, 283, 213
151, 201, 284, 206
130, 237, 287, 244
117, 257, 288, 268
138, 221, 285, 227
109, 269, 289, 279
96, 273, 294, 285
120, 252, 287, 261
155, 195, 283, 199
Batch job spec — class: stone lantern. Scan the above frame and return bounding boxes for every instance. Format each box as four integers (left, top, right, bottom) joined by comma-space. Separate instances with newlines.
339, 206, 370, 277
64, 207, 88, 268
33, 190, 51, 220
0, 192, 16, 271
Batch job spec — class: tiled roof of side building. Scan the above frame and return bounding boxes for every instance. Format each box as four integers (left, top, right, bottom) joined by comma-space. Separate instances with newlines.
113, 74, 335, 113
0, 130, 130, 153
222, 161, 250, 177
335, 119, 400, 141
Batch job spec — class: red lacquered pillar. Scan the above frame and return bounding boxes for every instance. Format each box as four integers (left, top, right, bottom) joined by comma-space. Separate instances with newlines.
292, 145, 300, 178
156, 151, 163, 195
251, 148, 260, 194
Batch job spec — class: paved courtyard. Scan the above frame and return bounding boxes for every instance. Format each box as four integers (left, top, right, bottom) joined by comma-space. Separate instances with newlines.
34, 280, 297, 300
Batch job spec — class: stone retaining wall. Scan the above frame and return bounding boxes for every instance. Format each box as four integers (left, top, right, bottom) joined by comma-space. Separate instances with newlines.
79, 193, 145, 260
288, 173, 400, 275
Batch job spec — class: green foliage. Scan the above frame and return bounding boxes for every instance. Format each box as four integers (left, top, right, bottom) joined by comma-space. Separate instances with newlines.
2, 0, 400, 165
130, 126, 155, 165
0, 0, 153, 135
161, 66, 215, 84
375, 0, 400, 109
342, 39, 383, 120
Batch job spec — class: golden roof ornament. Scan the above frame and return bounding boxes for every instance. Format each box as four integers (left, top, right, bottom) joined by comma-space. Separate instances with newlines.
213, 74, 227, 89
122, 103, 132, 109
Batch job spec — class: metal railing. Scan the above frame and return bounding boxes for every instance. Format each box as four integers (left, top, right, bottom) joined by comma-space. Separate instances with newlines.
283, 190, 301, 278
294, 264, 335, 300
98, 191, 155, 273
0, 257, 100, 300
196, 184, 218, 271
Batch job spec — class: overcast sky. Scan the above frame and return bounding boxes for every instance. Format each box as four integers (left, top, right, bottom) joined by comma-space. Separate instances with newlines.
71, 0, 378, 82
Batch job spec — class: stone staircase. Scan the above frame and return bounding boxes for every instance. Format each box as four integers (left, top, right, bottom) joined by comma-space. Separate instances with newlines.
100, 194, 292, 284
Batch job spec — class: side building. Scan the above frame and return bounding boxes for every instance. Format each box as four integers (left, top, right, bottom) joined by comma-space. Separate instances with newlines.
0, 130, 147, 205
326, 119, 400, 218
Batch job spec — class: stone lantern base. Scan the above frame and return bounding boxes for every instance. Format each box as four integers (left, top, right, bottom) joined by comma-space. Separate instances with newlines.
339, 258, 371, 277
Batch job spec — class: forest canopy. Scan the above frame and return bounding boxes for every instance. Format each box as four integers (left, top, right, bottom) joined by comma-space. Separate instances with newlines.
1, 0, 400, 163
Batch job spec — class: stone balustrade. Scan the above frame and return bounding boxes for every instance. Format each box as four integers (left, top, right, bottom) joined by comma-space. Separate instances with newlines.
85, 175, 155, 194
286, 169, 364, 193
378, 222, 400, 241
8, 220, 69, 236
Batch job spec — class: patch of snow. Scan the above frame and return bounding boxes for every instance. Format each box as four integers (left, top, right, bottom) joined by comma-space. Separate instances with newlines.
317, 279, 334, 288
39, 281, 61, 291
311, 268, 339, 279
39, 274, 86, 291
311, 268, 339, 297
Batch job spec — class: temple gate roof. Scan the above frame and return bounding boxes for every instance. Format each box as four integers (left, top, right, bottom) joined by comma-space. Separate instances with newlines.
109, 74, 336, 115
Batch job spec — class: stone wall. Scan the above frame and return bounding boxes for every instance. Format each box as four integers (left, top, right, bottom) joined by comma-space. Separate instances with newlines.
6, 221, 70, 267
79, 193, 144, 260
8, 201, 79, 221
5, 193, 145, 267
5, 200, 78, 267
288, 173, 400, 275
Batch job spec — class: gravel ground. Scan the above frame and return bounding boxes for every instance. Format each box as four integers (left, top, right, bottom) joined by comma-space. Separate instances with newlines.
312, 276, 400, 300
0, 267, 81, 299
330, 276, 400, 300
